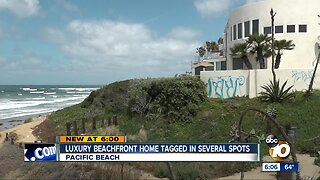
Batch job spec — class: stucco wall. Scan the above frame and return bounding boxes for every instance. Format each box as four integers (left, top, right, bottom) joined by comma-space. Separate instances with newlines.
201, 69, 319, 98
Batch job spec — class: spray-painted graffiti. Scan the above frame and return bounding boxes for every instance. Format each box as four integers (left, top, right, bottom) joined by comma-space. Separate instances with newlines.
208, 76, 246, 98
291, 70, 313, 83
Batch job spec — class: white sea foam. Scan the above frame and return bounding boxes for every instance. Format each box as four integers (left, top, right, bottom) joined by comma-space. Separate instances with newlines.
58, 87, 98, 91
0, 109, 55, 120
22, 88, 37, 91
0, 86, 97, 120
29, 97, 46, 100
44, 92, 56, 95
0, 96, 87, 111
0, 100, 48, 110
30, 91, 44, 94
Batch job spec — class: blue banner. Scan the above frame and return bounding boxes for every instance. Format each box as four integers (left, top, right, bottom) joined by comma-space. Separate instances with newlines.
280, 162, 299, 172
24, 143, 57, 162
59, 143, 258, 153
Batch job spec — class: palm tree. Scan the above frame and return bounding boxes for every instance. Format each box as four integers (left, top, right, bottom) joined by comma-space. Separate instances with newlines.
274, 39, 295, 69
230, 43, 253, 69
205, 41, 219, 52
247, 34, 272, 69
196, 46, 206, 57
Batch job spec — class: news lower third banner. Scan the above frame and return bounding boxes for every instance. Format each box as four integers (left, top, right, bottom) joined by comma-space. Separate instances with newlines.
58, 143, 260, 162
24, 136, 260, 162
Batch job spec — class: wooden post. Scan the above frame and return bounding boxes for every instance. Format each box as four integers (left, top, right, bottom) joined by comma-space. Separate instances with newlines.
5, 132, 9, 141
113, 115, 118, 126
66, 122, 71, 136
278, 126, 296, 180
101, 119, 105, 127
72, 121, 78, 136
82, 118, 86, 134
108, 117, 112, 126
121, 163, 124, 180
92, 117, 96, 130
166, 162, 175, 180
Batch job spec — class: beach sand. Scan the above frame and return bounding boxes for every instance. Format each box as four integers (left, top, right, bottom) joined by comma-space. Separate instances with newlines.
0, 114, 48, 147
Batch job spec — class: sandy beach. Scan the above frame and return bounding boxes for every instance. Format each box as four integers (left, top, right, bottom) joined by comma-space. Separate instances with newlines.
0, 114, 48, 147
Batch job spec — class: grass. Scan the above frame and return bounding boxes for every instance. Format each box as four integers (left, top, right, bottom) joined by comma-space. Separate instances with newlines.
45, 80, 320, 179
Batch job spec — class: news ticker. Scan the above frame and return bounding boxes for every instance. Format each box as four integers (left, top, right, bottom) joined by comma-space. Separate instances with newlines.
262, 162, 299, 172
24, 136, 260, 162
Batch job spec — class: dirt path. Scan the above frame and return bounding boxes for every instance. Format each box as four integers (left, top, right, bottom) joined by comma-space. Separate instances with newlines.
0, 115, 47, 147
219, 154, 320, 179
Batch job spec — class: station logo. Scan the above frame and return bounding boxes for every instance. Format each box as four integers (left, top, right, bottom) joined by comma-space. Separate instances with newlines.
24, 143, 57, 162
265, 135, 290, 161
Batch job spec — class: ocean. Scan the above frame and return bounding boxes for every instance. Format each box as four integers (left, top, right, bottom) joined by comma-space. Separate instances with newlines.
0, 85, 100, 130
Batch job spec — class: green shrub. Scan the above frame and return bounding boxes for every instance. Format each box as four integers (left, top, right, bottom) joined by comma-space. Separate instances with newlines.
259, 79, 294, 103
128, 76, 207, 123
315, 156, 320, 167
153, 163, 171, 178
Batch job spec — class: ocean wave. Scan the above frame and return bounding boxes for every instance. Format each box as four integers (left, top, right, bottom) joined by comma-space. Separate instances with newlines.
0, 108, 55, 120
30, 91, 44, 94
0, 100, 48, 110
0, 96, 86, 111
28, 97, 46, 100
18, 93, 23, 96
58, 87, 98, 91
0, 97, 87, 120
44, 92, 56, 95
22, 88, 37, 91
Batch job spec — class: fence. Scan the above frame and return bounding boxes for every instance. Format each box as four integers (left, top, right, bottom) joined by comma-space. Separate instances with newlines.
200, 69, 320, 98
66, 115, 118, 136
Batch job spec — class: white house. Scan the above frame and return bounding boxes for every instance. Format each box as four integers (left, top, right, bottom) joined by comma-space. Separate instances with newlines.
224, 0, 320, 70
200, 0, 320, 98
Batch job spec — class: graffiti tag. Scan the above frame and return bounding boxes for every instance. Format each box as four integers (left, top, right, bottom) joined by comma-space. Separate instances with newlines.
208, 76, 245, 98
291, 70, 313, 83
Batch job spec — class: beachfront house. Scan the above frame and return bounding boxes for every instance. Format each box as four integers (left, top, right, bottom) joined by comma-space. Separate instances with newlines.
199, 0, 320, 98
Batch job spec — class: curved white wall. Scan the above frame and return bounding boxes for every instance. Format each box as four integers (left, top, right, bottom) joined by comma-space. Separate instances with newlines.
226, 0, 320, 70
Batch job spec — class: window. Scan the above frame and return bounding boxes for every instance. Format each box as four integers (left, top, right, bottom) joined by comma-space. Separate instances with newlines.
233, 25, 236, 40
275, 25, 283, 33
299, 25, 307, 32
252, 19, 259, 34
238, 23, 243, 39
221, 61, 227, 70
233, 58, 244, 70
264, 26, 271, 34
244, 21, 250, 37
287, 25, 295, 33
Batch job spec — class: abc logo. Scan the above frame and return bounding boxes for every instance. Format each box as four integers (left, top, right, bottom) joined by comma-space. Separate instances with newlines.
265, 135, 290, 161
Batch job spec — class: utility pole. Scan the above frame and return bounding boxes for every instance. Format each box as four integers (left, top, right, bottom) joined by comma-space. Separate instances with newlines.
270, 8, 277, 83
305, 15, 320, 96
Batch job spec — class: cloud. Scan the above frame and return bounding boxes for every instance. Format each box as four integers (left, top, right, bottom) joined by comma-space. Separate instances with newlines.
45, 20, 201, 78
245, 0, 265, 4
194, 0, 232, 18
168, 27, 202, 40
0, 0, 39, 18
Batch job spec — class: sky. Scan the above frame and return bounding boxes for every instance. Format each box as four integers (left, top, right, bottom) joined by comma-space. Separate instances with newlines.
0, 0, 264, 85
